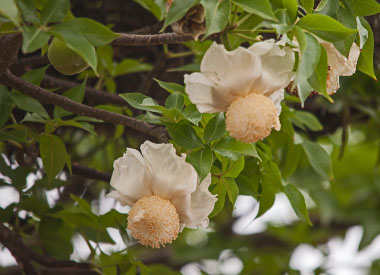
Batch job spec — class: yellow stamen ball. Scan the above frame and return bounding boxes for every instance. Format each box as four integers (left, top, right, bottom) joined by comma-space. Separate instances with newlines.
226, 93, 278, 143
127, 196, 180, 248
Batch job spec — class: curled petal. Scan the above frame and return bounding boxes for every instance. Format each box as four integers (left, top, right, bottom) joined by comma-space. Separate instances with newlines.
248, 40, 296, 95
322, 42, 360, 95
267, 89, 284, 131
140, 141, 198, 199
171, 174, 217, 229
107, 190, 133, 206
108, 148, 153, 205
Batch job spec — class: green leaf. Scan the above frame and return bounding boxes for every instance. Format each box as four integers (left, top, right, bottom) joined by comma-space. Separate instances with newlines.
62, 18, 120, 47
21, 65, 49, 85
209, 180, 226, 217
155, 79, 185, 94
39, 215, 73, 260
10, 91, 49, 119
120, 93, 162, 113
357, 17, 376, 79
301, 138, 332, 179
162, 0, 197, 30
281, 142, 302, 178
40, 0, 69, 25
256, 182, 275, 219
299, 0, 314, 14
291, 110, 323, 131
165, 93, 184, 110
293, 29, 320, 104
0, 0, 20, 26
17, 0, 39, 24
334, 6, 356, 57
0, 85, 12, 127
297, 14, 357, 42
39, 134, 71, 181
134, 0, 166, 20
308, 44, 329, 97
114, 59, 152, 77
351, 0, 380, 16
201, 0, 230, 37
284, 184, 312, 225
223, 157, 245, 179
50, 25, 97, 74
315, 0, 339, 16
183, 104, 202, 125
233, 0, 276, 21
186, 145, 213, 181
282, 0, 298, 21
54, 80, 86, 118
165, 122, 203, 149
203, 113, 226, 143
213, 137, 259, 161
55, 119, 96, 135
21, 26, 50, 53
225, 178, 239, 206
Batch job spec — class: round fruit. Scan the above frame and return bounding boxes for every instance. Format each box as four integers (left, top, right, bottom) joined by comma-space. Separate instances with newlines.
47, 38, 89, 75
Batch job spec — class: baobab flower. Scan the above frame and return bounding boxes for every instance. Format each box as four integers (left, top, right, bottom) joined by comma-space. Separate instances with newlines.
184, 40, 295, 143
107, 141, 217, 248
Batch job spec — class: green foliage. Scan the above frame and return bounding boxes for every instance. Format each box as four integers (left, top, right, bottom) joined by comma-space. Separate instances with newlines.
0, 1, 380, 274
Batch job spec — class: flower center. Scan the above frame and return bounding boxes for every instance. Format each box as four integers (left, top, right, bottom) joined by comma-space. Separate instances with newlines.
226, 93, 279, 143
127, 196, 180, 248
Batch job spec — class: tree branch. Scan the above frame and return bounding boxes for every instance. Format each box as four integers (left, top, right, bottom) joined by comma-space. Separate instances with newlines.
71, 163, 111, 182
113, 32, 193, 46
0, 70, 169, 143
0, 223, 91, 270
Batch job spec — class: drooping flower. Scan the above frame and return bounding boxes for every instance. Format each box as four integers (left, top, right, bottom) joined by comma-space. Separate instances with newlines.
184, 40, 295, 143
321, 41, 360, 95
107, 141, 217, 248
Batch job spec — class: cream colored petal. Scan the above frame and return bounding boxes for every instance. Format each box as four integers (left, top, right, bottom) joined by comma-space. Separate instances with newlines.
106, 190, 132, 206
109, 148, 153, 206
249, 40, 295, 94
323, 42, 360, 95
184, 73, 233, 113
200, 42, 262, 98
171, 174, 217, 229
140, 141, 198, 200
267, 89, 285, 115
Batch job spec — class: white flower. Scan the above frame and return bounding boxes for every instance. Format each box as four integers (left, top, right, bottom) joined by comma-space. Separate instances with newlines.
184, 40, 295, 143
107, 141, 217, 248
321, 41, 360, 95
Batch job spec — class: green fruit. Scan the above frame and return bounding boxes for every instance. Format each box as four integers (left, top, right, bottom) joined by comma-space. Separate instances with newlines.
48, 38, 89, 75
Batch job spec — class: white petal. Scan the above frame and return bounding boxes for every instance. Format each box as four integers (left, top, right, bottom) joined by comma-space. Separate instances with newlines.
140, 141, 198, 200
185, 42, 262, 112
322, 42, 360, 94
109, 148, 153, 206
171, 174, 217, 229
248, 40, 295, 94
106, 190, 132, 206
184, 73, 233, 113
268, 89, 285, 115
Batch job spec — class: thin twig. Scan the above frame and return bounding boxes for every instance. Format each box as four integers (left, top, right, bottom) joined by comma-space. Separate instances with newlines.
0, 70, 169, 143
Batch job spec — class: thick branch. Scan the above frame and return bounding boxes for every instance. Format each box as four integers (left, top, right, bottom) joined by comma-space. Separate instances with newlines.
113, 32, 193, 46
0, 70, 169, 143
0, 34, 22, 73
0, 223, 91, 270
